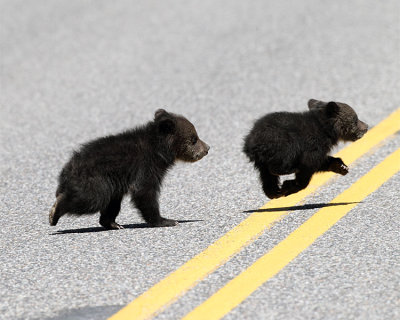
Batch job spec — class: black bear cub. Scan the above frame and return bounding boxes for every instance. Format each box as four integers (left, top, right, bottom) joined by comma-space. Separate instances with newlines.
49, 109, 210, 229
243, 99, 368, 199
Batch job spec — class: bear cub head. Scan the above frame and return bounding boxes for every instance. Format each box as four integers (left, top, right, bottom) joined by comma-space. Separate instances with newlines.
154, 109, 210, 162
308, 99, 368, 142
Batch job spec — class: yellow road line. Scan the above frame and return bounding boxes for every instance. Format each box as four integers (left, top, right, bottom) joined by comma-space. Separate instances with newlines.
109, 109, 400, 320
183, 147, 400, 320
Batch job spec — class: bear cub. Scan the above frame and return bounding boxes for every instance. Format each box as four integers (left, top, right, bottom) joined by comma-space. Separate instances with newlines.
243, 99, 368, 199
49, 109, 210, 229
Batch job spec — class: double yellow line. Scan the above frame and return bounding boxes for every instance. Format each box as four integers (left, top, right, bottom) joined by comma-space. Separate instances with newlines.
184, 144, 400, 319
110, 109, 400, 320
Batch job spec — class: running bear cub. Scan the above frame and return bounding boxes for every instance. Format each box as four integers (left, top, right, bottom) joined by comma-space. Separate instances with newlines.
243, 99, 368, 199
49, 109, 210, 229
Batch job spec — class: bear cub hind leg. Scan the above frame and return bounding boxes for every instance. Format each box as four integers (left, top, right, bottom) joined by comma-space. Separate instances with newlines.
49, 194, 67, 226
280, 170, 313, 197
259, 167, 283, 199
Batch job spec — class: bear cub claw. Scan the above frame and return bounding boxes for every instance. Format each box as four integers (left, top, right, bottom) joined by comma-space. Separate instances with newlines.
100, 222, 124, 230
329, 158, 349, 175
337, 164, 349, 176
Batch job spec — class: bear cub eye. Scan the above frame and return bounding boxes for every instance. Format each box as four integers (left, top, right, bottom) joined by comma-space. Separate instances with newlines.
191, 136, 198, 145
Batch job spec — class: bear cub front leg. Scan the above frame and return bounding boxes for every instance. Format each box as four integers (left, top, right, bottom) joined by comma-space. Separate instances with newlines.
99, 197, 124, 230
131, 190, 178, 227
323, 156, 349, 175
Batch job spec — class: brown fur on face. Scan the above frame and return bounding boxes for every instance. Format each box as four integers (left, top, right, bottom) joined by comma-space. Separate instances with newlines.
308, 99, 368, 142
154, 109, 210, 162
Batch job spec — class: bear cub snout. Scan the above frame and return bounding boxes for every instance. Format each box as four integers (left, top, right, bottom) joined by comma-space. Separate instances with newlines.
243, 99, 368, 199
49, 109, 210, 229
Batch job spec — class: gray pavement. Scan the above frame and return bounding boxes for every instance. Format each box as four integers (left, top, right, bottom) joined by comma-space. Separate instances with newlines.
1, 0, 399, 319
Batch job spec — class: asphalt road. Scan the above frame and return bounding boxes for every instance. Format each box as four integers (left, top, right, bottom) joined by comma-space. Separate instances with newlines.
1, 0, 399, 319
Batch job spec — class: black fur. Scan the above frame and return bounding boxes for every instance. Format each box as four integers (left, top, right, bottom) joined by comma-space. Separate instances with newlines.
49, 109, 210, 229
243, 99, 368, 199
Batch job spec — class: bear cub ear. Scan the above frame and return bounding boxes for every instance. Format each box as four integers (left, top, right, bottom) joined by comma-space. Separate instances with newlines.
308, 99, 325, 110
155, 109, 168, 120
155, 109, 176, 134
326, 101, 339, 117
308, 99, 339, 118
308, 99, 319, 108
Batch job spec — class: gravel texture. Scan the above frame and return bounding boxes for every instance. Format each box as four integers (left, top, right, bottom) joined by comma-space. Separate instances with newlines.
1, 0, 399, 319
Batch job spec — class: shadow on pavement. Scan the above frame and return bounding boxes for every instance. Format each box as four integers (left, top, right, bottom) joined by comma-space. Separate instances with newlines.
39, 305, 123, 320
50, 219, 203, 235
243, 202, 360, 213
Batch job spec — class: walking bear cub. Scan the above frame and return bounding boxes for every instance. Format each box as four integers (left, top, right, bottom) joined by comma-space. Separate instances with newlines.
243, 99, 368, 199
49, 109, 210, 229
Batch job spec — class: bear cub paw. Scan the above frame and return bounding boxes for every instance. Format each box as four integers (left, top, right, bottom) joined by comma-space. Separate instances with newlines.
99, 219, 125, 230
329, 158, 349, 176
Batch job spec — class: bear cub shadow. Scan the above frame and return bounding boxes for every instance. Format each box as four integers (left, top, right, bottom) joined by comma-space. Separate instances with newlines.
243, 99, 368, 199
49, 109, 210, 230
